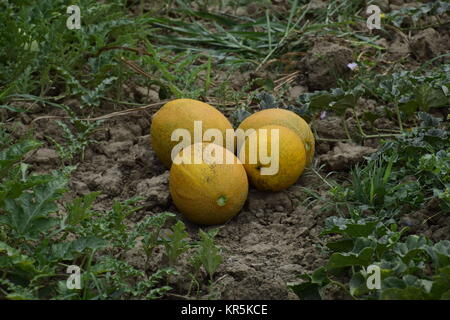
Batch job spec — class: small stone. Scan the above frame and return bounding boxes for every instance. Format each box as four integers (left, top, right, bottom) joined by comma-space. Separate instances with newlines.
134, 86, 160, 103
28, 148, 59, 164
289, 85, 308, 100
399, 216, 420, 227
256, 211, 264, 218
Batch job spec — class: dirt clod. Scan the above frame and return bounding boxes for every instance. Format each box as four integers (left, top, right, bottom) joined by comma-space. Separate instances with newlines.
388, 36, 410, 60
410, 28, 443, 60
90, 164, 123, 196
136, 171, 170, 210
303, 41, 353, 90
315, 116, 348, 140
319, 142, 376, 171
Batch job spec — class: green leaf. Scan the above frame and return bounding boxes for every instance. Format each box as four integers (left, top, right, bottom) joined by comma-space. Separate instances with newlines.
0, 278, 36, 300
50, 236, 108, 261
253, 78, 275, 91
430, 267, 450, 299
0, 241, 37, 274
137, 212, 176, 255
0, 104, 27, 113
418, 112, 442, 127
288, 281, 322, 300
350, 272, 369, 297
0, 139, 42, 178
426, 240, 450, 269
193, 229, 223, 280
399, 100, 420, 116
257, 92, 278, 110
162, 220, 190, 266
393, 235, 430, 263
326, 239, 354, 253
381, 286, 427, 300
288, 270, 327, 300
327, 247, 375, 269
231, 107, 251, 124
2, 174, 67, 239
322, 217, 378, 238
66, 192, 101, 225
311, 267, 328, 284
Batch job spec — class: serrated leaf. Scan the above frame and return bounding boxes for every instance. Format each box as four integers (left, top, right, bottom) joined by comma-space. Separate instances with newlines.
257, 92, 277, 110
193, 229, 223, 280
231, 107, 251, 124
0, 241, 37, 274
50, 236, 108, 261
162, 220, 190, 266
66, 192, 101, 225
0, 139, 42, 177
2, 174, 67, 239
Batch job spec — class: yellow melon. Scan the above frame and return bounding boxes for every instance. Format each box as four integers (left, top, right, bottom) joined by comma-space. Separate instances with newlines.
237, 108, 315, 164
238, 125, 306, 191
150, 99, 234, 168
170, 143, 248, 225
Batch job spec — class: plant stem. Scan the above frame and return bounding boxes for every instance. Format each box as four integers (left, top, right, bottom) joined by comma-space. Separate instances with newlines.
83, 249, 96, 300
352, 110, 403, 139
256, 3, 310, 71
311, 167, 334, 189
316, 137, 352, 142
394, 101, 404, 132
342, 117, 353, 141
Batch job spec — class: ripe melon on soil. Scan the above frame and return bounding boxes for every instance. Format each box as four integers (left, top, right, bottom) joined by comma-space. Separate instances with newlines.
238, 125, 306, 192
150, 99, 233, 168
237, 108, 315, 164
170, 143, 248, 225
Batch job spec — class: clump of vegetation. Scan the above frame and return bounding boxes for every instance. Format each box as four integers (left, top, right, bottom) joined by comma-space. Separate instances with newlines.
0, 132, 224, 299
289, 113, 450, 300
